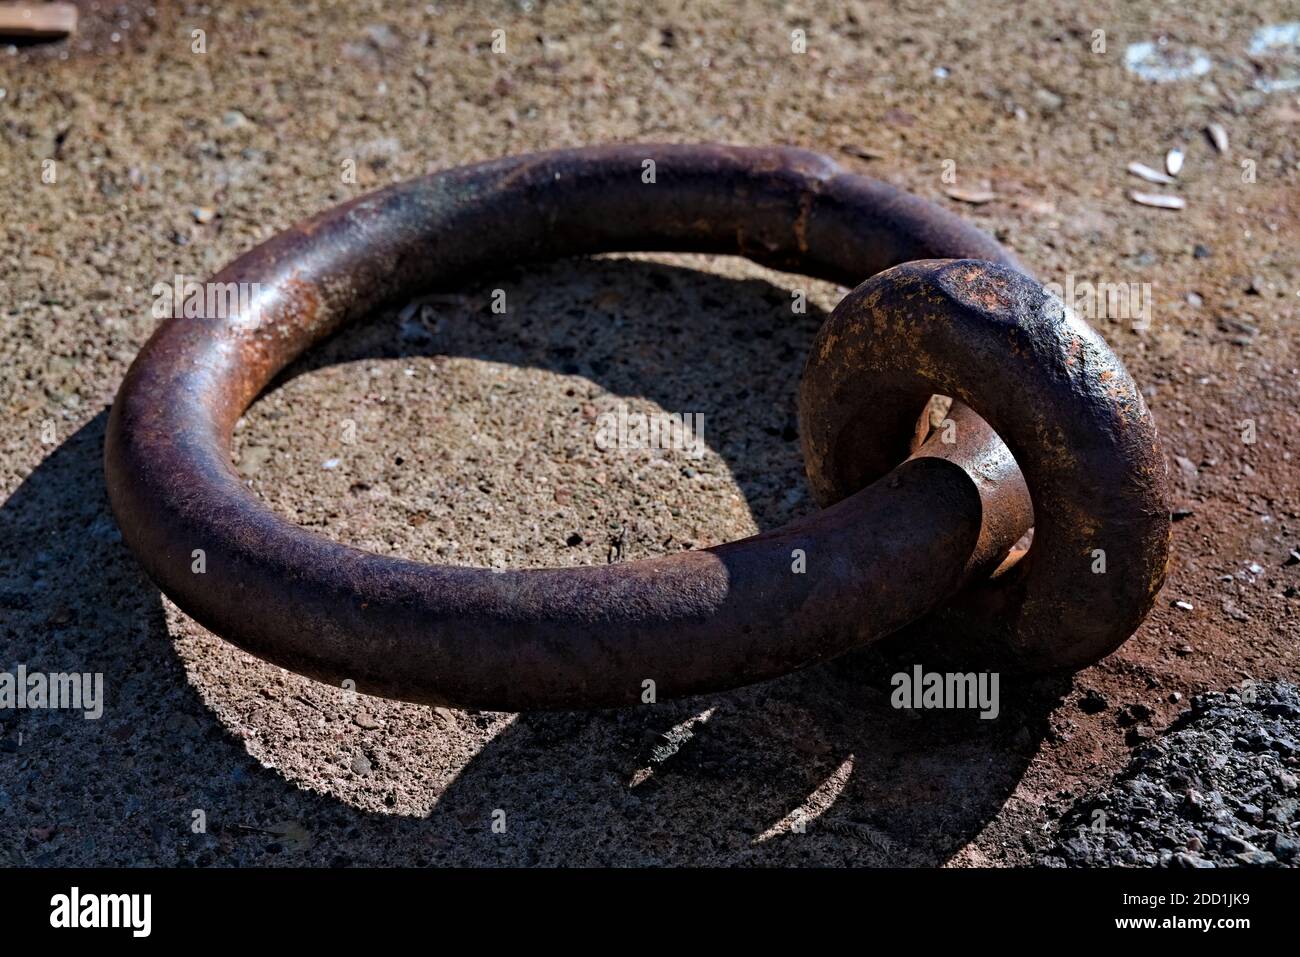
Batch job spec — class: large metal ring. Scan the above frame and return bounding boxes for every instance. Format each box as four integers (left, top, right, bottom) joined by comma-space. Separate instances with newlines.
104, 144, 1169, 710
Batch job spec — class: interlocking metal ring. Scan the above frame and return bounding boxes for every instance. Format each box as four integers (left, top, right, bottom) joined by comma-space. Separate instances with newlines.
104, 144, 1170, 710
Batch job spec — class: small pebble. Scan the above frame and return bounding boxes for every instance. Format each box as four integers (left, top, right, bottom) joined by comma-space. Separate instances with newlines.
1165, 147, 1184, 176
1235, 849, 1275, 865
1221, 600, 1249, 622
1130, 191, 1186, 210
1128, 161, 1175, 185
1206, 122, 1229, 154
1079, 690, 1109, 714
945, 186, 996, 204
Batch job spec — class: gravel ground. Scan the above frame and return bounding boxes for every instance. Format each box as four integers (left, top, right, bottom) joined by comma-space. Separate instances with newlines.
0, 1, 1297, 867
1045, 682, 1300, 867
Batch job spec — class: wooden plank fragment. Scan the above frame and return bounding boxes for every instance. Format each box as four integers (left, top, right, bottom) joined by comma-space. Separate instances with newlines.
0, 3, 78, 40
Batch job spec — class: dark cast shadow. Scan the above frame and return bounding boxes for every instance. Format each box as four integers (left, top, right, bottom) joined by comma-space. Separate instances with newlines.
0, 256, 1064, 866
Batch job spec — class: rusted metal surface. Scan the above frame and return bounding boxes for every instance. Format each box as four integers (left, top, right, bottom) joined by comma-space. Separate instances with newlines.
104, 144, 1170, 710
800, 260, 1171, 670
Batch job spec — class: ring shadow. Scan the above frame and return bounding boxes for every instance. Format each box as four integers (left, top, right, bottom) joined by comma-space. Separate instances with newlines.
0, 255, 1068, 866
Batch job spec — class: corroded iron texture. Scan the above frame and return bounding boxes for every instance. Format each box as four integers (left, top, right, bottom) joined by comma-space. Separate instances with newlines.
800, 259, 1171, 670
104, 144, 1169, 710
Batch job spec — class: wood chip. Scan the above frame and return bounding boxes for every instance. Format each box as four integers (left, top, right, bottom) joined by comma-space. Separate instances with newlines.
840, 144, 886, 161
944, 187, 996, 205
1206, 123, 1229, 155
0, 2, 77, 39
1130, 191, 1186, 210
1165, 147, 1185, 176
1128, 161, 1175, 185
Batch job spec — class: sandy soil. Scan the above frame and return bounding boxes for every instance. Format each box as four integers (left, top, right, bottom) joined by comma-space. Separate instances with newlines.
0, 0, 1296, 866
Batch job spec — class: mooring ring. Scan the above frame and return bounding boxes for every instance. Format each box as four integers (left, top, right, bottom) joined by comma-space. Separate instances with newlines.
800, 259, 1171, 670
104, 144, 1168, 710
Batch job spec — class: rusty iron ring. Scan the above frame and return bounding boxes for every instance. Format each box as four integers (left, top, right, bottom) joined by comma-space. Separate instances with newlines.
104, 144, 1169, 710
800, 259, 1171, 671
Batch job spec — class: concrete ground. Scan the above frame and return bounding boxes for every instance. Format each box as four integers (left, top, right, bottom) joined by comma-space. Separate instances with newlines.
0, 0, 1296, 865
